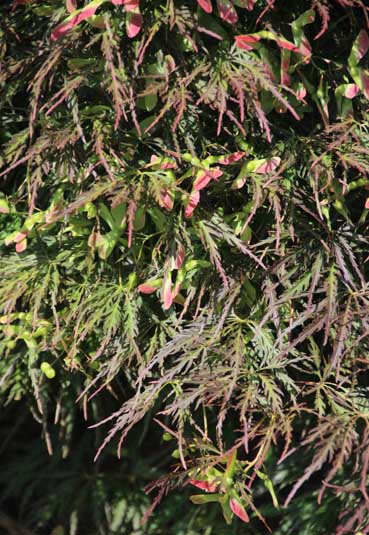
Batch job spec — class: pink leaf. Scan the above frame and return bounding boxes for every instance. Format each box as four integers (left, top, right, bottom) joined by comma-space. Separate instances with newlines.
245, 0, 256, 9
51, 4, 100, 41
234, 34, 260, 51
193, 168, 223, 191
218, 151, 245, 165
357, 30, 369, 61
15, 239, 27, 253
197, 0, 212, 12
185, 191, 200, 218
189, 479, 218, 493
217, 0, 238, 23
365, 198, 369, 209
126, 10, 143, 38
344, 84, 360, 99
254, 157, 281, 174
229, 498, 250, 523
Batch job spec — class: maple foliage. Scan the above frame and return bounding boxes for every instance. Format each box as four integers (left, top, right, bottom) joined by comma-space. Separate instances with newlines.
1, 0, 369, 533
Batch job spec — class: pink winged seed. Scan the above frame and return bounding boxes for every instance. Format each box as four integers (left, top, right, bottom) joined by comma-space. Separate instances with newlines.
197, 0, 212, 12
13, 232, 28, 244
193, 168, 223, 191
229, 498, 250, 523
234, 34, 261, 51
51, 0, 142, 41
162, 275, 173, 310
126, 11, 143, 38
254, 157, 281, 174
51, 6, 100, 41
174, 245, 186, 269
357, 30, 369, 61
344, 84, 360, 99
184, 191, 200, 218
137, 283, 157, 294
275, 39, 301, 53
66, 0, 77, 13
15, 239, 27, 253
189, 479, 218, 493
245, 0, 256, 9
150, 155, 177, 170
218, 151, 245, 165
217, 0, 238, 24
159, 189, 174, 211
361, 72, 369, 99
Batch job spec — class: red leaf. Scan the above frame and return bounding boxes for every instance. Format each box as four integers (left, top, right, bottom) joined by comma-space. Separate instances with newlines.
126, 10, 143, 38
189, 479, 218, 493
218, 151, 245, 165
51, 5, 100, 41
193, 168, 223, 191
185, 191, 200, 218
234, 34, 260, 51
254, 157, 281, 174
229, 498, 250, 523
217, 0, 238, 23
197, 0, 212, 12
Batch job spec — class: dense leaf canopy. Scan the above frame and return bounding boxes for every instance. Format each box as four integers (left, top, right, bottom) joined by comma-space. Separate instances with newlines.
1, 0, 369, 533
